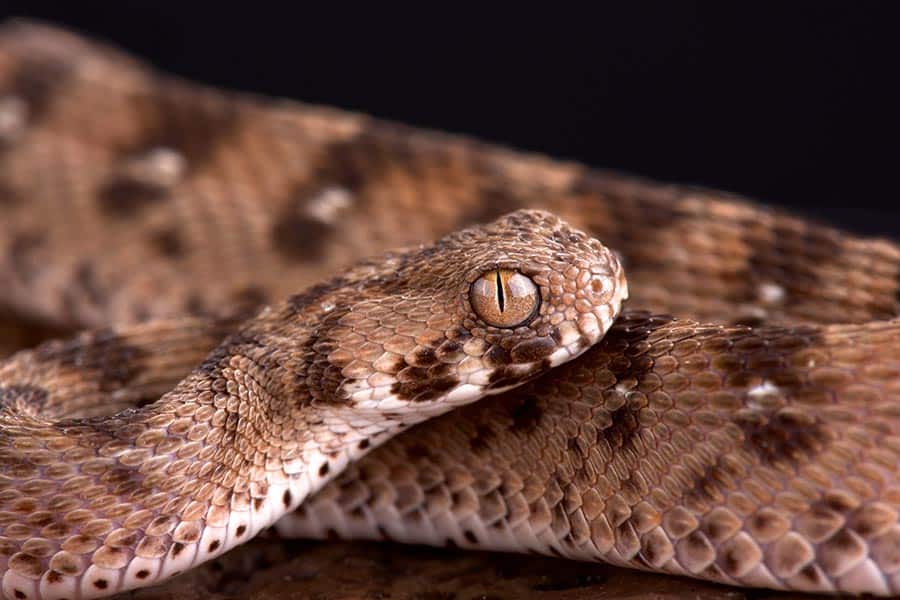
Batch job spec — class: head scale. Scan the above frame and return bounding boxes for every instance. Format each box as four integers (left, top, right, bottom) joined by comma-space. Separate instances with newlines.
301, 209, 627, 417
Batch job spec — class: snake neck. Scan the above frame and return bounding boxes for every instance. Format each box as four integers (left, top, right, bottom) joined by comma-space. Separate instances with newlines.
0, 308, 394, 598
144, 320, 351, 488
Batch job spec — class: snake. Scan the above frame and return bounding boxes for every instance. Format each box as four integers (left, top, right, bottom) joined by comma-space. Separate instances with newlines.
1, 20, 900, 600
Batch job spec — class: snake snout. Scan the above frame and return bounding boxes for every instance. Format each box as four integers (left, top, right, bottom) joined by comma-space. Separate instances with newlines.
543, 239, 628, 368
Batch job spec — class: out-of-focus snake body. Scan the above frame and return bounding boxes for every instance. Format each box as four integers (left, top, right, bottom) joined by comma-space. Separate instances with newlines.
1, 21, 900, 598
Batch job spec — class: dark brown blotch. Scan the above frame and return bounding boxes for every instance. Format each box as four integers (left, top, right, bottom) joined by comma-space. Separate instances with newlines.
729, 313, 768, 328
484, 345, 512, 369
230, 286, 268, 316
508, 395, 543, 433
486, 359, 547, 391
271, 209, 333, 262
688, 464, 728, 505
149, 227, 186, 259
740, 220, 844, 315
0, 384, 49, 412
272, 125, 387, 261
185, 293, 208, 317
271, 125, 423, 261
510, 337, 556, 363
409, 346, 438, 367
435, 340, 463, 361
0, 181, 23, 206
734, 408, 829, 466
196, 330, 267, 377
427, 362, 453, 379
405, 443, 431, 460
97, 177, 169, 219
116, 87, 241, 169
390, 374, 460, 403
390, 354, 460, 401
93, 579, 108, 590
567, 173, 686, 269
2, 55, 74, 125
136, 569, 150, 579
305, 131, 379, 194
34, 328, 148, 391
602, 314, 675, 380
397, 366, 429, 383
601, 404, 641, 452
681, 323, 829, 500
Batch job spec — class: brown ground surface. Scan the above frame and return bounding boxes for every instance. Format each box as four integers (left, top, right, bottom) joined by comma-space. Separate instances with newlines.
126, 537, 817, 600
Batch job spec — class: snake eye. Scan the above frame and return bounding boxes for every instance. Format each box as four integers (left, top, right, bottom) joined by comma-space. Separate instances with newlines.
470, 269, 540, 328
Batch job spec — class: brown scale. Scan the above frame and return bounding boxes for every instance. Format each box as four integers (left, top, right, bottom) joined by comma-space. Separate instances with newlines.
1, 19, 900, 598
0, 207, 622, 599
294, 312, 900, 593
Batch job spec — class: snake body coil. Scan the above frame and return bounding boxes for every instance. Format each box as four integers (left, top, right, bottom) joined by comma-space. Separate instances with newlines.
1, 21, 900, 598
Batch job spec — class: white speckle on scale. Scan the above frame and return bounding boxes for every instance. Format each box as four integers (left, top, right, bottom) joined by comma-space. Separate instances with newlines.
129, 147, 187, 186
307, 186, 354, 224
0, 96, 28, 142
758, 282, 785, 305
614, 383, 633, 396
747, 380, 780, 399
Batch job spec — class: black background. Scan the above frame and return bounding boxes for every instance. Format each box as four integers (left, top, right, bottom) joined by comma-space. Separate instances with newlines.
3, 2, 899, 236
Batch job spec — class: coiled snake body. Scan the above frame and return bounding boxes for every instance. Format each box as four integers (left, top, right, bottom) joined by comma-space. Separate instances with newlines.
1, 21, 900, 599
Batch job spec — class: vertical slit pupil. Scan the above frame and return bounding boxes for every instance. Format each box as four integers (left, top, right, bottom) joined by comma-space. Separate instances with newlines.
495, 270, 505, 312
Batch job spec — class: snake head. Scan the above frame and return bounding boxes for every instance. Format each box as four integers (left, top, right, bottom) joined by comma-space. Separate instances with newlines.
295, 209, 627, 415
